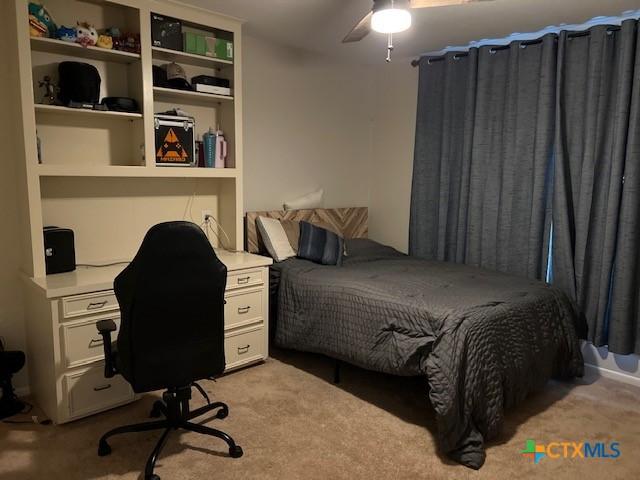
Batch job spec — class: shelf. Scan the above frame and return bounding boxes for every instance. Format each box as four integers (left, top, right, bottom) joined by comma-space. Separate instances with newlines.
153, 87, 233, 105
37, 164, 238, 179
152, 46, 233, 69
30, 37, 141, 64
35, 104, 143, 120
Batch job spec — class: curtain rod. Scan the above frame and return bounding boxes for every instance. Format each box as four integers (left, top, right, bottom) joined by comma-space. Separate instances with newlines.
411, 24, 623, 67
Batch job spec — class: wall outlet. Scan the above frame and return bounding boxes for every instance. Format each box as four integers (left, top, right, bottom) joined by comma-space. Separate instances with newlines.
201, 210, 213, 224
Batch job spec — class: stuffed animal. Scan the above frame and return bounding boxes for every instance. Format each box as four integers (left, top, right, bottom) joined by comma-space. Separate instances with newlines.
96, 35, 113, 49
28, 2, 56, 38
75, 22, 98, 47
56, 25, 76, 42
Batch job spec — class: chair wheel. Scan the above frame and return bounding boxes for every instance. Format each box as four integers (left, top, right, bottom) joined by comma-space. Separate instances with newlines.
98, 440, 112, 457
149, 408, 162, 418
145, 475, 160, 480
229, 445, 243, 458
216, 407, 228, 419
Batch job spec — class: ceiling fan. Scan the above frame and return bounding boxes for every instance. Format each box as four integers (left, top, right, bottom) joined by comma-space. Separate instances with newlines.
343, 0, 493, 61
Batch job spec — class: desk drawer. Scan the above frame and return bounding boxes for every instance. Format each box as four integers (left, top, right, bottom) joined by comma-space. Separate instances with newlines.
64, 366, 134, 420
225, 325, 265, 369
62, 316, 120, 368
227, 269, 264, 290
224, 288, 263, 330
62, 291, 119, 319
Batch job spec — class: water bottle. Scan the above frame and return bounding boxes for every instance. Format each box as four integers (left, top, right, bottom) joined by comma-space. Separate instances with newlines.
202, 128, 216, 168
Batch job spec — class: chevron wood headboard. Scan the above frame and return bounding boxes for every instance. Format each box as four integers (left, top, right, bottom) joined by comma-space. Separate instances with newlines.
245, 207, 368, 254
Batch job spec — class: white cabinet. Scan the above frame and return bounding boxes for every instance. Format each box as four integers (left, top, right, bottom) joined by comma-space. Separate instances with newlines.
24, 252, 272, 424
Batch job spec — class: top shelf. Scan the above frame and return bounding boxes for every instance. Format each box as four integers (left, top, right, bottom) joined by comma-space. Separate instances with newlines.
30, 37, 141, 64
151, 46, 233, 69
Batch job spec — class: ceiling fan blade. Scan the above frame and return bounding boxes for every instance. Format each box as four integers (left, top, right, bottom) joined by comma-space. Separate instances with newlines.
342, 11, 373, 43
410, 0, 492, 8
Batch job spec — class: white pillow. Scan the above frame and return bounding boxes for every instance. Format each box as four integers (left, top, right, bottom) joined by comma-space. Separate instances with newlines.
256, 216, 296, 262
283, 188, 324, 211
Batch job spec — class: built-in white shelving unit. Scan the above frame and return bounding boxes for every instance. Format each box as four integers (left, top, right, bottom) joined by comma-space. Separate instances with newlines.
10, 0, 256, 425
35, 104, 144, 119
13, 0, 244, 279
31, 36, 142, 63
153, 86, 234, 104
151, 45, 233, 67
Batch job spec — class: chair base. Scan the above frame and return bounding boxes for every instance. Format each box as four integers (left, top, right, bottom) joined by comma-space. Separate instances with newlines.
98, 386, 242, 480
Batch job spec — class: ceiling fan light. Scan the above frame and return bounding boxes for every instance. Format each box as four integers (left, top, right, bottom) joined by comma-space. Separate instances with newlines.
371, 8, 412, 34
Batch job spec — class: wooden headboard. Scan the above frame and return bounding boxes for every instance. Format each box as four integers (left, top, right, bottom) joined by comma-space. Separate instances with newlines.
245, 207, 368, 254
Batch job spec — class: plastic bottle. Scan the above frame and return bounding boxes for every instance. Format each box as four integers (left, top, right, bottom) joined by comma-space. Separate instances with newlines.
202, 128, 216, 168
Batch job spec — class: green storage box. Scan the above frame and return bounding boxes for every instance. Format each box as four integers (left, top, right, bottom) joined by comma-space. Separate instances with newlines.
183, 32, 206, 56
205, 37, 233, 61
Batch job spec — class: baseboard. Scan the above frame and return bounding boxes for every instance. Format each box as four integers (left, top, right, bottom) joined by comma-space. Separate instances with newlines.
584, 363, 640, 388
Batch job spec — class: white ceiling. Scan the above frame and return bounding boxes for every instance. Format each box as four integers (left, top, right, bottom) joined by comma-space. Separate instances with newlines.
182, 0, 640, 63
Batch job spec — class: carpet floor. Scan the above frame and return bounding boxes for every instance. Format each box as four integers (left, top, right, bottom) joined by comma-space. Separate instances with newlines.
1, 349, 639, 480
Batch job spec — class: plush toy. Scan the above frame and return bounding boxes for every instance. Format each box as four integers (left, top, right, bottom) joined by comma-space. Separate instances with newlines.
75, 22, 98, 47
56, 25, 76, 42
28, 2, 56, 38
96, 35, 113, 49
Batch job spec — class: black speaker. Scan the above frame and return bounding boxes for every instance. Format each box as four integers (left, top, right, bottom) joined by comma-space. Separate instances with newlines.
58, 61, 101, 106
43, 227, 76, 275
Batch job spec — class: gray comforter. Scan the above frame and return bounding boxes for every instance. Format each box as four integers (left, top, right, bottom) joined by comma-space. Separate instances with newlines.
272, 239, 584, 469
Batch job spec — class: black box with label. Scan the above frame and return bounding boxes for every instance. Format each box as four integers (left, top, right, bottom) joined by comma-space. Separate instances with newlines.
154, 114, 196, 167
151, 13, 182, 51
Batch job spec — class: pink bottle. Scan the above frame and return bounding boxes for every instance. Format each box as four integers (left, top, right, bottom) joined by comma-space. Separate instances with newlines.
214, 130, 227, 168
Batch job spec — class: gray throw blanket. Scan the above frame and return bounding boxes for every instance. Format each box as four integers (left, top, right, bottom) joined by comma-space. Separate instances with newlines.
272, 239, 584, 469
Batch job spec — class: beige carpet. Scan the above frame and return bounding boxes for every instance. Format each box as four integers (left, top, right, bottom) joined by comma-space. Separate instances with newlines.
1, 349, 639, 480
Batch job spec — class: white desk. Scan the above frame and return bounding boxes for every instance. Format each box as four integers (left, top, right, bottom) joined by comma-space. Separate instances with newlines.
24, 251, 272, 424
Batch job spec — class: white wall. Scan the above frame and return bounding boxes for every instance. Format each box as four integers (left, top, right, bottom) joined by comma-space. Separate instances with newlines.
0, 17, 28, 391
242, 34, 373, 213
368, 62, 418, 253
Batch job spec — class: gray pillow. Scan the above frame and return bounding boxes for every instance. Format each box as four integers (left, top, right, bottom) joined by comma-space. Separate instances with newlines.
297, 221, 344, 266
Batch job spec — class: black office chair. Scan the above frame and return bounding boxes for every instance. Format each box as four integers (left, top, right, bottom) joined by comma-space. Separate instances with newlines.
96, 221, 242, 480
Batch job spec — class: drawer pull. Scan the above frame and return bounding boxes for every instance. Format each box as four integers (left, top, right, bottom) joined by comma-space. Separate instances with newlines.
88, 338, 104, 348
93, 384, 112, 392
237, 306, 251, 314
237, 345, 251, 355
87, 301, 108, 310
237, 276, 251, 284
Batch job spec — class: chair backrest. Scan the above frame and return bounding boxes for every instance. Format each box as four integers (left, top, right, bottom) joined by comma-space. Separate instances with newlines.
114, 221, 226, 393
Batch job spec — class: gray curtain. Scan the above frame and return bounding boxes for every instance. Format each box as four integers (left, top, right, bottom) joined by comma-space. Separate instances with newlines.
410, 34, 557, 279
605, 21, 640, 355
552, 21, 638, 349
409, 50, 477, 262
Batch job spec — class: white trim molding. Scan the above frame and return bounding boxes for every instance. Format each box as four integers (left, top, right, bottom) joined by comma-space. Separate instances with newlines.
581, 342, 640, 388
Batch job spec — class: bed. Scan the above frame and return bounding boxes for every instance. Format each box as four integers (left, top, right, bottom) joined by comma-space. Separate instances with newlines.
245, 208, 584, 469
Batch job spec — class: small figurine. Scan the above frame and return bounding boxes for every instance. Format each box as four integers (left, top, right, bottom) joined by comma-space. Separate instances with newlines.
28, 2, 56, 38
75, 22, 98, 47
56, 25, 76, 42
119, 32, 141, 54
96, 34, 113, 49
38, 75, 58, 105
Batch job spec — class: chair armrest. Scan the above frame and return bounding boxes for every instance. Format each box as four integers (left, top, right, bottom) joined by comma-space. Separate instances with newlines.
96, 319, 117, 378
